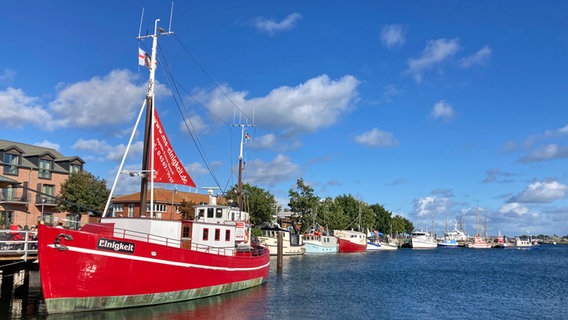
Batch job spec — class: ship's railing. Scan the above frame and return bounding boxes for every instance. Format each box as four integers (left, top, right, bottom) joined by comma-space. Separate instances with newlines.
110, 227, 182, 248
0, 230, 38, 260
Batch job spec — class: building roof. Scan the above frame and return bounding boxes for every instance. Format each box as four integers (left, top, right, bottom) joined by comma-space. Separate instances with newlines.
0, 175, 19, 188
0, 139, 85, 173
112, 188, 218, 205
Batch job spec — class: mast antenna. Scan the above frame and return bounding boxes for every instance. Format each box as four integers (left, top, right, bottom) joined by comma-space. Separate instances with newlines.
137, 7, 145, 39
168, 1, 175, 33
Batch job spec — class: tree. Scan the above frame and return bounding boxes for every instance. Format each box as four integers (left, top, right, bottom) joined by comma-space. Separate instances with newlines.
179, 199, 196, 220
58, 172, 110, 216
288, 178, 320, 233
369, 203, 392, 234
225, 183, 275, 226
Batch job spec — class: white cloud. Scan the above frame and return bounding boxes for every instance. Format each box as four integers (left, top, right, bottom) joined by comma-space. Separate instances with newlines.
49, 70, 155, 129
499, 202, 530, 217
72, 139, 143, 162
354, 128, 398, 147
407, 38, 460, 83
253, 13, 302, 36
245, 154, 301, 187
429, 100, 456, 121
253, 133, 277, 150
0, 69, 16, 84
460, 46, 492, 68
509, 180, 567, 203
0, 87, 53, 129
196, 74, 359, 134
180, 115, 208, 135
413, 196, 450, 217
520, 144, 568, 163
380, 25, 406, 49
34, 140, 60, 151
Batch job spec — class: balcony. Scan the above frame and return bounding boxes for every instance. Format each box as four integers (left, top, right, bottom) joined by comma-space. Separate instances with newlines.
35, 195, 58, 206
0, 188, 28, 204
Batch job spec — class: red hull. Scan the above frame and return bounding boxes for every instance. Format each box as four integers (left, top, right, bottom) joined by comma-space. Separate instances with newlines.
38, 224, 270, 314
337, 238, 366, 252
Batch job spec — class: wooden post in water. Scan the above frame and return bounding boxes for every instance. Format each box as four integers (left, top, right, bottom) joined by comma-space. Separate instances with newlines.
277, 231, 283, 270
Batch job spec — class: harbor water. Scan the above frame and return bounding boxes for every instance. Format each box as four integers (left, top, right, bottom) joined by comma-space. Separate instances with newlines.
3, 244, 567, 319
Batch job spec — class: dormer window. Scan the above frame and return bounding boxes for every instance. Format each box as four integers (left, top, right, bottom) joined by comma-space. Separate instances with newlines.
39, 159, 53, 179
69, 163, 82, 173
3, 153, 19, 176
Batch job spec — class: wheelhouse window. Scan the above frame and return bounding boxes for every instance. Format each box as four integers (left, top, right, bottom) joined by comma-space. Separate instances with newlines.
39, 159, 53, 179
202, 228, 209, 241
214, 228, 220, 241
215, 208, 223, 218
207, 208, 214, 218
3, 153, 19, 176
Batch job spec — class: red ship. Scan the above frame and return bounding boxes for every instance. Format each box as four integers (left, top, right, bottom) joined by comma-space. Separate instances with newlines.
38, 17, 269, 314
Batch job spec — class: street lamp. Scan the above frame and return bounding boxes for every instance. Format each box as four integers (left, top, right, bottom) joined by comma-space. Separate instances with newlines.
41, 197, 45, 224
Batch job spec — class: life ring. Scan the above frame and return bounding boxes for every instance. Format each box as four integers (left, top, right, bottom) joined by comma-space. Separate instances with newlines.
244, 231, 249, 243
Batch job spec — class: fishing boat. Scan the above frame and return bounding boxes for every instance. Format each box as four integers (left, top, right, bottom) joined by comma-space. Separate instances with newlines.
258, 226, 306, 256
467, 234, 492, 249
333, 229, 367, 252
37, 18, 270, 314
366, 230, 397, 251
302, 231, 338, 254
512, 236, 539, 250
410, 230, 437, 249
437, 219, 466, 247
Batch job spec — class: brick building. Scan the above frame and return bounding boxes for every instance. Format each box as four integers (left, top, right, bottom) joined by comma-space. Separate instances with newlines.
109, 188, 214, 220
0, 140, 87, 229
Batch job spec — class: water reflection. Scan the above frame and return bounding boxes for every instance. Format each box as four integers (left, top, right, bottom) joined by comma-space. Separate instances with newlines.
48, 285, 269, 320
3, 273, 269, 320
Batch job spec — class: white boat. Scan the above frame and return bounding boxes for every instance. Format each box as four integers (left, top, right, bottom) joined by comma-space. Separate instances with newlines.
410, 230, 437, 249
438, 220, 466, 247
258, 226, 306, 256
366, 231, 398, 251
513, 236, 540, 250
302, 233, 338, 253
467, 234, 492, 249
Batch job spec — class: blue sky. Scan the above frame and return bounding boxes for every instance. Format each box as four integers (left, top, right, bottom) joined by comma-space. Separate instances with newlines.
2, 1, 568, 237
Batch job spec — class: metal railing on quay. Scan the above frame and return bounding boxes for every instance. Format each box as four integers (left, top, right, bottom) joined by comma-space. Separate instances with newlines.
0, 230, 38, 260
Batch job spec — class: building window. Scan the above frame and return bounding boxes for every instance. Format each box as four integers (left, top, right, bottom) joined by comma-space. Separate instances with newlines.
69, 164, 82, 173
225, 230, 231, 241
202, 228, 209, 241
42, 184, 55, 204
39, 159, 53, 179
1, 187, 16, 201
112, 204, 124, 213
146, 203, 167, 212
128, 204, 135, 217
3, 153, 19, 176
214, 228, 220, 241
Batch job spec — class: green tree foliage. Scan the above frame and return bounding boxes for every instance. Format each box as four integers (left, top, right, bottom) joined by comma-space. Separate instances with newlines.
369, 203, 392, 234
392, 215, 414, 235
179, 199, 195, 220
288, 178, 320, 233
226, 183, 275, 226
58, 172, 110, 216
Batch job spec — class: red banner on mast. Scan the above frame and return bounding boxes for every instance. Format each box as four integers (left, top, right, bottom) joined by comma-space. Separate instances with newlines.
149, 108, 196, 187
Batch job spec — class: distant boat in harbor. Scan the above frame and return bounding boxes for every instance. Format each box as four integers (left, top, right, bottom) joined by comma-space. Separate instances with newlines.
410, 230, 437, 249
302, 232, 339, 254
258, 226, 306, 256
334, 229, 367, 252
467, 234, 492, 249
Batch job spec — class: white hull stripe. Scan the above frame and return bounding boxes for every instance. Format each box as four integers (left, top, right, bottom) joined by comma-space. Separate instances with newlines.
47, 244, 269, 271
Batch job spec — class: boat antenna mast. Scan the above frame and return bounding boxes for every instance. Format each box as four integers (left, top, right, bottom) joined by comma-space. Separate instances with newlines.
232, 122, 254, 211
136, 13, 174, 218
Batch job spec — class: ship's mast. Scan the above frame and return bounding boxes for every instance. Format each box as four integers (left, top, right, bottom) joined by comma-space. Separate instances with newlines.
233, 123, 253, 211
138, 19, 173, 217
